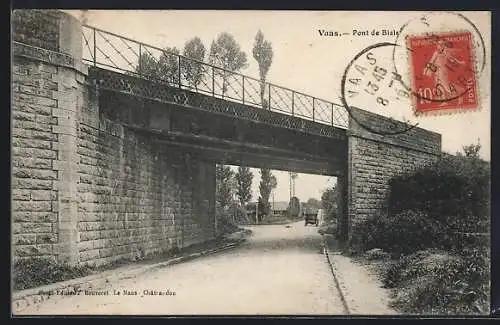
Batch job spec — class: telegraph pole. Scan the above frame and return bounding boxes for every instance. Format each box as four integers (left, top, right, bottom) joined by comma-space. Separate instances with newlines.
289, 172, 297, 198
255, 201, 259, 225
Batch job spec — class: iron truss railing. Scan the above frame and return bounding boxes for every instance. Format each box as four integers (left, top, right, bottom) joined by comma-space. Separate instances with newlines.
81, 25, 349, 129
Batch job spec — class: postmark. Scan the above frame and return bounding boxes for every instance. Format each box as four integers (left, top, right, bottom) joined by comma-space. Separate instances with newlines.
392, 12, 486, 116
340, 42, 419, 136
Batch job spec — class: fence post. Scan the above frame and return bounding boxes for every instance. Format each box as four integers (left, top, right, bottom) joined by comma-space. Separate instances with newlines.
331, 103, 334, 126
178, 56, 182, 88
93, 28, 96, 66
138, 43, 142, 74
212, 67, 215, 96
292, 91, 295, 116
312, 97, 315, 121
242, 75, 245, 104
268, 83, 271, 110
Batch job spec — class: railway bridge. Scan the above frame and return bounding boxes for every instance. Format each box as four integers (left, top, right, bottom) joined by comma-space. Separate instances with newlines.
11, 10, 441, 266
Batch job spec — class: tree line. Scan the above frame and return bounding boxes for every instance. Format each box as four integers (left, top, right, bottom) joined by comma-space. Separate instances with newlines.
136, 30, 273, 105
216, 166, 277, 221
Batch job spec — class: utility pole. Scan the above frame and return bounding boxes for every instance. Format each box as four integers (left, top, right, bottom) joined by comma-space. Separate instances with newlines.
272, 191, 275, 216
255, 201, 259, 225
289, 172, 297, 198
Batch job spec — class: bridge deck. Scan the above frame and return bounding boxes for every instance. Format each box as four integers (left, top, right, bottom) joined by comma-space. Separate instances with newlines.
89, 68, 348, 140
81, 24, 349, 132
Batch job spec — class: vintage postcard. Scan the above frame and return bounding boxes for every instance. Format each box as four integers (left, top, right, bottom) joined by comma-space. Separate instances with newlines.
11, 10, 491, 316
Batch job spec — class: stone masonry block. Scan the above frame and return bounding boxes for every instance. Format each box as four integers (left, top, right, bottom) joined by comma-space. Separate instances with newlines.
52, 159, 78, 172
36, 233, 58, 244
12, 212, 57, 223
79, 231, 100, 242
52, 125, 77, 136
12, 111, 36, 122
56, 114, 77, 128
79, 249, 100, 262
12, 128, 57, 141
92, 239, 106, 249
78, 222, 102, 231
12, 168, 57, 180
52, 107, 77, 119
18, 85, 55, 99
12, 137, 53, 150
78, 212, 102, 222
35, 115, 58, 125
13, 102, 53, 116
13, 201, 52, 212
15, 244, 54, 257
39, 64, 58, 74
12, 189, 31, 201
12, 120, 50, 132
77, 240, 94, 252
12, 158, 53, 170
31, 190, 57, 201
12, 234, 37, 245
12, 147, 57, 159
12, 222, 53, 234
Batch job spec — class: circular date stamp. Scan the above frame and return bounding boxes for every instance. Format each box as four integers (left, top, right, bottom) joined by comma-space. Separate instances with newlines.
340, 42, 419, 135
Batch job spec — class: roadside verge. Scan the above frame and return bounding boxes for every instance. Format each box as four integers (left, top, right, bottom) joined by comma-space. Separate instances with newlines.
321, 234, 397, 315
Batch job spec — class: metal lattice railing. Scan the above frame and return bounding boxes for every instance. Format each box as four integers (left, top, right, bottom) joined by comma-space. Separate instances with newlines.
82, 25, 349, 129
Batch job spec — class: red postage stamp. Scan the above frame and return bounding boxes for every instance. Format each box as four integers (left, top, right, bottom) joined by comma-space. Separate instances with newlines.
406, 31, 479, 116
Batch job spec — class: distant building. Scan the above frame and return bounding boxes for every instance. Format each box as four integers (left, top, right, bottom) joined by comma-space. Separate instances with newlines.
271, 201, 289, 216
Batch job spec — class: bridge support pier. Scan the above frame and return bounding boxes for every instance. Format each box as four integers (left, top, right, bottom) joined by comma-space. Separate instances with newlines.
12, 10, 218, 267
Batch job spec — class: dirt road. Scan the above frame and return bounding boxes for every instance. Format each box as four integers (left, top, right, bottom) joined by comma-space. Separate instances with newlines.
16, 221, 345, 315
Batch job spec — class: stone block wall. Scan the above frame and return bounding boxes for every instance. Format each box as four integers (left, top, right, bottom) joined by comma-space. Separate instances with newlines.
76, 117, 215, 266
12, 10, 217, 266
347, 107, 442, 240
12, 48, 67, 262
12, 10, 60, 52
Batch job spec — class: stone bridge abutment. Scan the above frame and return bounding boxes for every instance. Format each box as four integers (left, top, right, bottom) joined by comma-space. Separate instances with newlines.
345, 108, 442, 244
12, 10, 216, 266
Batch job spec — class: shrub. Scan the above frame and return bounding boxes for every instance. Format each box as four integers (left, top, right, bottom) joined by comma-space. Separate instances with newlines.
351, 210, 448, 256
228, 203, 250, 225
388, 154, 490, 233
215, 205, 239, 236
318, 220, 337, 236
13, 258, 95, 291
383, 250, 462, 288
358, 149, 491, 314
386, 250, 489, 314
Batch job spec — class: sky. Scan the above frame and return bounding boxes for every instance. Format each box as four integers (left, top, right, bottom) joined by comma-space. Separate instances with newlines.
62, 10, 491, 202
